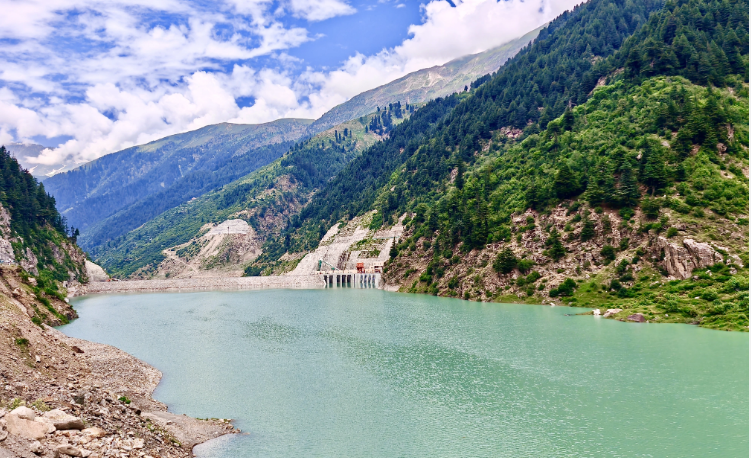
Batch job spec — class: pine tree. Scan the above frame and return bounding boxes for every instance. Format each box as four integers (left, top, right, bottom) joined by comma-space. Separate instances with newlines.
553, 164, 578, 199
580, 215, 596, 241
544, 229, 566, 261
493, 248, 517, 274
617, 162, 640, 207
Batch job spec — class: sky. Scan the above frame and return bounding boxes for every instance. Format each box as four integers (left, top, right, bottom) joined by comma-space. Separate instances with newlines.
0, 0, 582, 170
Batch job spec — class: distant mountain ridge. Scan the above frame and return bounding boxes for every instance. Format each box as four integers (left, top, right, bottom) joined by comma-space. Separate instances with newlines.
43, 26, 542, 244
307, 26, 543, 134
45, 118, 313, 236
4, 143, 71, 180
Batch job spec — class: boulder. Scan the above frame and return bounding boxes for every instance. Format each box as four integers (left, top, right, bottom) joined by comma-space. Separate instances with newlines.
56, 444, 83, 457
29, 440, 43, 455
9, 407, 35, 421
4, 414, 51, 440
32, 418, 56, 434
627, 313, 647, 323
592, 309, 601, 316
85, 260, 109, 282
603, 308, 622, 318
82, 427, 107, 439
654, 237, 726, 280
42, 410, 84, 430
683, 239, 723, 268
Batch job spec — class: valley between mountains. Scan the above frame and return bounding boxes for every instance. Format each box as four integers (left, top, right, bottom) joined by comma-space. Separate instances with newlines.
27, 0, 751, 332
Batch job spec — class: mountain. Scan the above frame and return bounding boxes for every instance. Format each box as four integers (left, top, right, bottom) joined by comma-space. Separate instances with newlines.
58, 28, 542, 259
4, 143, 74, 180
307, 26, 543, 134
44, 119, 313, 239
90, 110, 412, 278
246, 0, 748, 331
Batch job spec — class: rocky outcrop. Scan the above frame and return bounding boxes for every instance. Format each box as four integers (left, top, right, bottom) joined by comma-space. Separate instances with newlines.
20, 247, 39, 276
603, 309, 622, 318
85, 260, 109, 282
627, 313, 647, 323
653, 237, 732, 279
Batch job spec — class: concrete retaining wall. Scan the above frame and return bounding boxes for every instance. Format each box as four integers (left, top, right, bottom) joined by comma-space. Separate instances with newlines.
80, 275, 326, 296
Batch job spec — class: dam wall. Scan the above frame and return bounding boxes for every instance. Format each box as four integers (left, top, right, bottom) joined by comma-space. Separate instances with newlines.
77, 275, 326, 296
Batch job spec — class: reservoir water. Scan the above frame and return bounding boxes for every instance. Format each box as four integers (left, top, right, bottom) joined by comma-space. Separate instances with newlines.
61, 289, 748, 457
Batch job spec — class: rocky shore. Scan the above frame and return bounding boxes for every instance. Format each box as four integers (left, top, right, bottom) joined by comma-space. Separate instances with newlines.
0, 266, 238, 457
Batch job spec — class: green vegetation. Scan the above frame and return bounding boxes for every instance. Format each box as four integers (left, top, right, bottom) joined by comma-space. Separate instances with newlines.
0, 146, 85, 285
46, 119, 313, 249
94, 113, 397, 277
254, 0, 747, 330
14, 338, 29, 346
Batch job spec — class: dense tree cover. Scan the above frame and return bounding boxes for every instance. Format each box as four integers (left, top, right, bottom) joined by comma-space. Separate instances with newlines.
270, 0, 747, 256
257, 94, 462, 262
395, 77, 746, 254
0, 146, 82, 282
0, 146, 66, 237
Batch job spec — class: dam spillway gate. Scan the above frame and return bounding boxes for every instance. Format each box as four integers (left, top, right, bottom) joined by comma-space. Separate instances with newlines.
321, 272, 381, 288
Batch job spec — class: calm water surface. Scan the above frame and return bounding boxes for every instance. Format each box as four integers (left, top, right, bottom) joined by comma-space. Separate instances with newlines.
61, 289, 748, 457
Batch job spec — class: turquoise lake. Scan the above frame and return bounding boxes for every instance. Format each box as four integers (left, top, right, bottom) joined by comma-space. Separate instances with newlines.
61, 289, 748, 457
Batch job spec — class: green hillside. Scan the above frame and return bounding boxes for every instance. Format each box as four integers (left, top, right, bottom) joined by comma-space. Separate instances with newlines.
91, 109, 412, 277
46, 119, 313, 242
250, 0, 748, 330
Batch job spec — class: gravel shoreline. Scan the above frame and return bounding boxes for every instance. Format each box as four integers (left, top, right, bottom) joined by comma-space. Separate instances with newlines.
0, 267, 238, 457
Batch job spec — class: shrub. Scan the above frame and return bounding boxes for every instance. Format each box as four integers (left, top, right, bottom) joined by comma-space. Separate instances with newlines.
14, 338, 29, 346
544, 229, 566, 261
493, 248, 517, 274
641, 198, 660, 219
600, 245, 616, 264
619, 208, 634, 220
549, 278, 577, 297
619, 272, 634, 282
666, 227, 678, 238
244, 266, 262, 276
517, 259, 535, 274
580, 216, 596, 241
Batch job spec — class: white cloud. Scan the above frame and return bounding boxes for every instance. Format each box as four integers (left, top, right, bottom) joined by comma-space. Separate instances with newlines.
288, 0, 356, 21
1, 0, 582, 172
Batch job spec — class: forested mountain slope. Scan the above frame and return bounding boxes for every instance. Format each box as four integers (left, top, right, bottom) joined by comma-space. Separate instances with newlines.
90, 108, 417, 277
307, 26, 543, 133
45, 119, 313, 239
250, 0, 749, 330
0, 146, 87, 326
